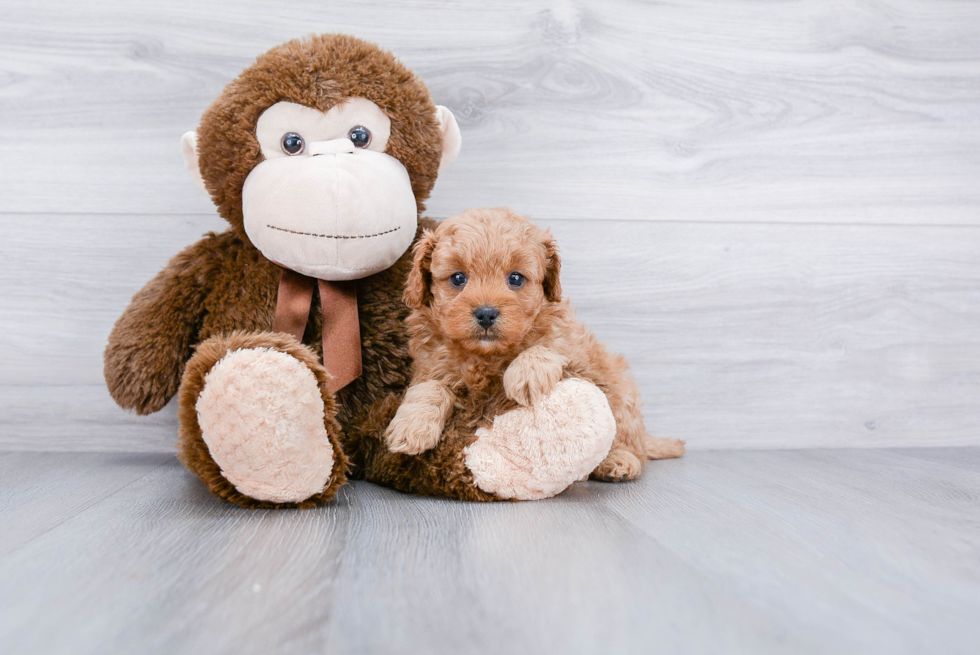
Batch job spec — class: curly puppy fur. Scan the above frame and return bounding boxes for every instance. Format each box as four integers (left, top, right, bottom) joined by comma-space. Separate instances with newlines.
389, 207, 684, 482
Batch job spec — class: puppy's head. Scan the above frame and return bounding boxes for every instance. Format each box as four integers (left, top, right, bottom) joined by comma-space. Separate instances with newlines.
405, 207, 561, 354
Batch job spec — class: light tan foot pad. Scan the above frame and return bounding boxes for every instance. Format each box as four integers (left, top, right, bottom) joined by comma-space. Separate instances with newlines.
195, 347, 335, 504
464, 378, 616, 500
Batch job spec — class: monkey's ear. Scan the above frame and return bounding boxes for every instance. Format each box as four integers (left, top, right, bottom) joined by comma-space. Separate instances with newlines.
542, 233, 562, 303
435, 106, 462, 174
180, 130, 208, 194
405, 229, 438, 310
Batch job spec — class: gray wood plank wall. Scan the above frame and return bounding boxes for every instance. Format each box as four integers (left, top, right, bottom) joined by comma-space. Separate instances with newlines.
1, 0, 978, 451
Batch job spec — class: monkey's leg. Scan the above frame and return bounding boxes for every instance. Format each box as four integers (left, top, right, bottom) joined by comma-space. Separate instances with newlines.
177, 331, 347, 508
462, 378, 616, 500
345, 394, 500, 502
349, 379, 615, 502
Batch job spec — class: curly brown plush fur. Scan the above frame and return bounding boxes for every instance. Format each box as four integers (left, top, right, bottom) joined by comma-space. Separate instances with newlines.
104, 35, 451, 507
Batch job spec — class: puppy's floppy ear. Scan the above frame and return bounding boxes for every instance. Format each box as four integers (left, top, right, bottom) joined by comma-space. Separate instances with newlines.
542, 232, 562, 302
405, 228, 438, 310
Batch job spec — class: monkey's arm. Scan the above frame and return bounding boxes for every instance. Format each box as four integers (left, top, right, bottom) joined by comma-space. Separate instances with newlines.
104, 235, 221, 415
383, 380, 456, 455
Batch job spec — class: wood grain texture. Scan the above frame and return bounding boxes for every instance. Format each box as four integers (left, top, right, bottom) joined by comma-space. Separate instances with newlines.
0, 448, 977, 654
0, 0, 977, 223
0, 451, 172, 557
2, 214, 978, 450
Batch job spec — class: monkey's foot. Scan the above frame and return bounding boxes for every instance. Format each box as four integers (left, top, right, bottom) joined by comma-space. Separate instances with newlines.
178, 332, 346, 508
463, 378, 616, 500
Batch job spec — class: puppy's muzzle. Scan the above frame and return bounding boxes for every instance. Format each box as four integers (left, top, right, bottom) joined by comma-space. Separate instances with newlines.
473, 306, 499, 330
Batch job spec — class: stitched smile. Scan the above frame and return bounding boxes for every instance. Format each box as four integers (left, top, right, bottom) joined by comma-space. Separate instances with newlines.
266, 224, 401, 240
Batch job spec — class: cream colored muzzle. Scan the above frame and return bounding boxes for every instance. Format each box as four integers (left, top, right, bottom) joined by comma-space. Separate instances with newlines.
241, 145, 418, 281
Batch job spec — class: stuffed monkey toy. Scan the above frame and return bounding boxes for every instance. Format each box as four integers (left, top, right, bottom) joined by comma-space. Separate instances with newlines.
104, 35, 615, 507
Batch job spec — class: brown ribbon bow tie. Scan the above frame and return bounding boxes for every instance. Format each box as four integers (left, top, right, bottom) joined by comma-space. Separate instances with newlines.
272, 267, 362, 394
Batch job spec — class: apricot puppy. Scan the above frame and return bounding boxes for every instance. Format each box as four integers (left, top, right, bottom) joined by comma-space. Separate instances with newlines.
385, 207, 684, 482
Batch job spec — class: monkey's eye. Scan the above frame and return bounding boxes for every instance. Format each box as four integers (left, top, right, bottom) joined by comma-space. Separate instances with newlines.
449, 272, 467, 288
507, 272, 526, 289
348, 125, 372, 149
280, 132, 305, 155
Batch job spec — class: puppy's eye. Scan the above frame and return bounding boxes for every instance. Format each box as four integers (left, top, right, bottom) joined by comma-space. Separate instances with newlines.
281, 132, 305, 155
507, 272, 526, 289
449, 272, 467, 288
348, 125, 372, 149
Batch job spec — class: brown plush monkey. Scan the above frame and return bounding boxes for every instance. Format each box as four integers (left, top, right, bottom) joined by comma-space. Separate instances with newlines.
105, 35, 615, 507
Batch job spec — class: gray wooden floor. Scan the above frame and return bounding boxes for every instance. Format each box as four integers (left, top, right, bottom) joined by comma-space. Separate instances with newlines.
1, 448, 977, 654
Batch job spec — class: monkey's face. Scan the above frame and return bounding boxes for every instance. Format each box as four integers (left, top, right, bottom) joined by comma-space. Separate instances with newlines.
241, 98, 418, 280
184, 35, 463, 282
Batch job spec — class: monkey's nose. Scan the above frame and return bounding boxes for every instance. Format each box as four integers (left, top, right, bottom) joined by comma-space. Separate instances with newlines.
473, 306, 499, 329
308, 139, 356, 156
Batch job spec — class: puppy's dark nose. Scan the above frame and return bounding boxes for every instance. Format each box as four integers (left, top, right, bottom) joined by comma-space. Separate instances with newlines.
473, 306, 499, 329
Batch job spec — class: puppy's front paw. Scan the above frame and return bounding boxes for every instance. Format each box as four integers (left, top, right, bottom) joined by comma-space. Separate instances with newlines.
503, 346, 568, 406
384, 402, 444, 455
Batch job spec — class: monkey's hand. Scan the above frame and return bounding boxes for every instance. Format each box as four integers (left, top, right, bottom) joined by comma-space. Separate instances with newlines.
104, 236, 222, 415
503, 346, 568, 407
385, 380, 455, 455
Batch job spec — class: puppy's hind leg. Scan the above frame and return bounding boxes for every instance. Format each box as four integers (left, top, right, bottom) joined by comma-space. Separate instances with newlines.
590, 376, 684, 482
591, 448, 643, 482
590, 437, 685, 482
